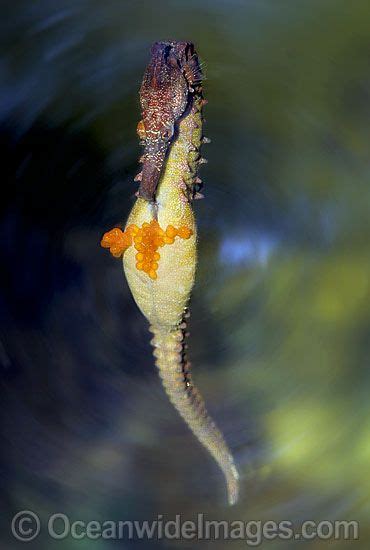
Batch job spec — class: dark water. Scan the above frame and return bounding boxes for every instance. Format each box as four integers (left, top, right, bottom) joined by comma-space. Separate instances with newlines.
1, 0, 370, 548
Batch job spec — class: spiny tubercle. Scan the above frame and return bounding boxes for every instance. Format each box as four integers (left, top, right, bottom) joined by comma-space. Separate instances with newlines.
101, 221, 193, 279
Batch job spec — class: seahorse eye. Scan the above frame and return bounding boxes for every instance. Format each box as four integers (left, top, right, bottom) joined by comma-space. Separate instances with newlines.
160, 123, 174, 141
137, 119, 147, 140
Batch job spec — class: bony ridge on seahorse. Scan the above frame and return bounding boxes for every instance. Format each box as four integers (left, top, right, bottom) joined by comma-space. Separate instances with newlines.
101, 41, 239, 505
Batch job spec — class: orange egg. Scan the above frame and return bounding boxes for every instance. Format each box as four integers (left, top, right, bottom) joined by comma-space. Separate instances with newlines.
177, 227, 192, 239
163, 236, 174, 245
101, 220, 193, 278
166, 225, 177, 238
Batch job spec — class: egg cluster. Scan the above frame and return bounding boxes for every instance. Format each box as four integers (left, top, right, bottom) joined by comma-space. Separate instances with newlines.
101, 220, 193, 279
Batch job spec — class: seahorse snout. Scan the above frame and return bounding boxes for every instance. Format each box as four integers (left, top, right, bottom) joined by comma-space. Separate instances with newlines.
138, 139, 169, 200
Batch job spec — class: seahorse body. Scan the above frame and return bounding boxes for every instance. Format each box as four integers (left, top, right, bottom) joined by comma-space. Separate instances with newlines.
101, 43, 239, 505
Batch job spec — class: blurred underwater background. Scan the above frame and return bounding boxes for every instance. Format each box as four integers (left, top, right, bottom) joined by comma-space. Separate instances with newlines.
1, 0, 370, 547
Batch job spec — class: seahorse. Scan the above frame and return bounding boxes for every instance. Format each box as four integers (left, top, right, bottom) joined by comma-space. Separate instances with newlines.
101, 41, 239, 505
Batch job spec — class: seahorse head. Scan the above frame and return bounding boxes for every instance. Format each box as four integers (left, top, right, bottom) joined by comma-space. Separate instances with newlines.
137, 41, 202, 201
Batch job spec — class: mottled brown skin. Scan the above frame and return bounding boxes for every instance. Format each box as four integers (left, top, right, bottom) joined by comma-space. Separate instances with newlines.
137, 41, 202, 201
